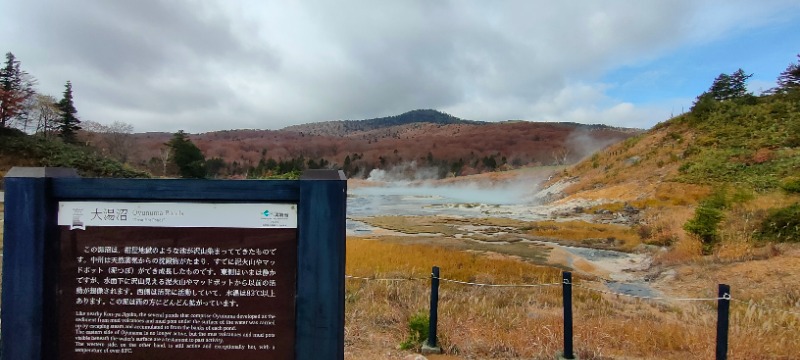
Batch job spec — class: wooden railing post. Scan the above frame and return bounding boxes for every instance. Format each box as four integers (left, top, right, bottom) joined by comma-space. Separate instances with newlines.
561, 271, 575, 359
423, 266, 442, 354
716, 284, 731, 360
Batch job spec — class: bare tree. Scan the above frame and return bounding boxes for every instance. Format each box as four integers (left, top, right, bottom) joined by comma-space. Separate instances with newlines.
31, 94, 60, 138
80, 120, 135, 163
158, 147, 172, 177
9, 95, 38, 133
80, 120, 107, 146
104, 121, 135, 163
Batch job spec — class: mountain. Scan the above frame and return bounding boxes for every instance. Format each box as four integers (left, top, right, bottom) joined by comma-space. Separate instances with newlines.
127, 117, 640, 179
0, 108, 641, 181
281, 109, 484, 137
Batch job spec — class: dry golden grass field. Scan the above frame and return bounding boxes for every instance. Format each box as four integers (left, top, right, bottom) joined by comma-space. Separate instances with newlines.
344, 238, 800, 360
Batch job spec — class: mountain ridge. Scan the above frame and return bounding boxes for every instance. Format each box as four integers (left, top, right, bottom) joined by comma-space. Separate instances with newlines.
281, 108, 643, 138
281, 109, 484, 137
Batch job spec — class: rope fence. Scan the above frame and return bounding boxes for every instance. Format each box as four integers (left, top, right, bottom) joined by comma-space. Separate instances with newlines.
346, 272, 798, 315
434, 276, 562, 288
345, 267, 799, 360
344, 275, 427, 282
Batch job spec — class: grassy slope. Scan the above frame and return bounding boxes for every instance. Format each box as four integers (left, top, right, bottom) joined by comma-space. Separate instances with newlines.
553, 92, 799, 251
0, 127, 149, 179
560, 92, 798, 189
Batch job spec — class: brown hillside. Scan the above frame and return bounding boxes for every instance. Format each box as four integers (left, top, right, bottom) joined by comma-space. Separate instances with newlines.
128, 122, 639, 178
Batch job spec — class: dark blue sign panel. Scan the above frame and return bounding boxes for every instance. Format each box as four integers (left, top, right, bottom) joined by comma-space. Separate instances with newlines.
1, 168, 346, 360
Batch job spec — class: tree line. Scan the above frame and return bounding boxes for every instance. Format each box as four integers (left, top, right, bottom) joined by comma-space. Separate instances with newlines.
150, 130, 335, 179
0, 52, 82, 143
692, 53, 800, 114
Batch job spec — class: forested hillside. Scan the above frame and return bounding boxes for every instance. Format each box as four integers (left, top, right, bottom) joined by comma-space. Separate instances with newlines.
127, 118, 639, 179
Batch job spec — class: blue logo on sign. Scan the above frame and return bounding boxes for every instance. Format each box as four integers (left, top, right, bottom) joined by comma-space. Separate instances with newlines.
263, 210, 270, 217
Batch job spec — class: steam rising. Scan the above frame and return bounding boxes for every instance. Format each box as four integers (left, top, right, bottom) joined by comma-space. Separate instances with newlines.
351, 128, 618, 221
566, 128, 620, 161
349, 169, 559, 223
353, 182, 532, 206
366, 161, 441, 182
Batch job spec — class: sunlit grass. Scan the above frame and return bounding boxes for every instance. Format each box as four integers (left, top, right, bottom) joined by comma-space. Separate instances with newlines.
357, 216, 462, 236
356, 215, 641, 252
346, 238, 558, 283
525, 220, 641, 251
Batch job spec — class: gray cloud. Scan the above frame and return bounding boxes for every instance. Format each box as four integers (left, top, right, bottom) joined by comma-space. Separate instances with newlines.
1, 0, 797, 132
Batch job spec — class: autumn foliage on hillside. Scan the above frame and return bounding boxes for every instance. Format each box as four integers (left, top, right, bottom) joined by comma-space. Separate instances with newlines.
127, 119, 638, 179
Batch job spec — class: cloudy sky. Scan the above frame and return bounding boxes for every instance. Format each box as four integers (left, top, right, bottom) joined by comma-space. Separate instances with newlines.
2, 1, 798, 133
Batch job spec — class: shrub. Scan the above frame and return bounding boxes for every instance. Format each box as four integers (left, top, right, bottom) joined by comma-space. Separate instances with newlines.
0, 132, 149, 178
399, 312, 430, 350
684, 189, 728, 254
781, 178, 800, 194
755, 203, 800, 242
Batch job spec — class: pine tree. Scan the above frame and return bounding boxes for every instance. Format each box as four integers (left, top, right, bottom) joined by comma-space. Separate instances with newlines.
167, 130, 206, 178
729, 68, 753, 98
777, 54, 800, 91
57, 81, 81, 143
707, 68, 752, 101
708, 73, 733, 101
0, 52, 37, 128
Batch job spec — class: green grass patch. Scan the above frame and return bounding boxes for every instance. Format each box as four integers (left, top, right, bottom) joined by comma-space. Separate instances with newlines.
673, 94, 800, 192
755, 203, 800, 243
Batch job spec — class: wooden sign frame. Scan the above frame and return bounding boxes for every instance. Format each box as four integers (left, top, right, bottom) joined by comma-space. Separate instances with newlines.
1, 168, 346, 360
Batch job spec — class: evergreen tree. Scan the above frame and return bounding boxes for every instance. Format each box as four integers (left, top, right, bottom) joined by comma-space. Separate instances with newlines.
729, 68, 753, 98
0, 52, 37, 128
57, 81, 81, 143
708, 69, 752, 101
708, 73, 733, 101
777, 54, 800, 91
167, 130, 206, 178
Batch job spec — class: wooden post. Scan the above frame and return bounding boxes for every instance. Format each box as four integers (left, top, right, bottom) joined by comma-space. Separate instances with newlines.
426, 266, 441, 349
716, 284, 731, 360
297, 170, 347, 360
562, 271, 575, 359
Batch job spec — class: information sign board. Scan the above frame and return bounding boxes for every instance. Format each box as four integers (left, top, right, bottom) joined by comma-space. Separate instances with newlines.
1, 168, 346, 360
56, 202, 298, 360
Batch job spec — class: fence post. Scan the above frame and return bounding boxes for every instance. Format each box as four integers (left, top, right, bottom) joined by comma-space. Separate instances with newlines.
423, 266, 442, 354
561, 271, 575, 360
716, 284, 731, 360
